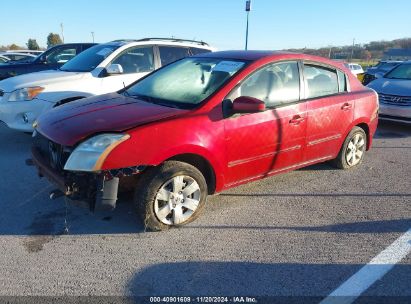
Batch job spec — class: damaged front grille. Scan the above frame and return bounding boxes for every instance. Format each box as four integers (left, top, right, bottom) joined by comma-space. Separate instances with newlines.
33, 132, 71, 171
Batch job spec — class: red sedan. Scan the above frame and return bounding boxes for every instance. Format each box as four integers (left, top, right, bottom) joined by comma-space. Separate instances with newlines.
31, 51, 379, 231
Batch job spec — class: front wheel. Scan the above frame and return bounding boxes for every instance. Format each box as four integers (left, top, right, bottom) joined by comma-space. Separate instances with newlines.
135, 161, 208, 231
332, 126, 367, 169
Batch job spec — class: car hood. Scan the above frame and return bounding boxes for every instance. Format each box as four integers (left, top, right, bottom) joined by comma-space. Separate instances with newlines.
367, 78, 411, 96
0, 70, 86, 92
36, 92, 188, 146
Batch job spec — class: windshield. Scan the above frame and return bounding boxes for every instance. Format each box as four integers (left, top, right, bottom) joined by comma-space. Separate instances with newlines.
124, 57, 246, 108
379, 62, 400, 71
385, 64, 411, 80
60, 44, 119, 72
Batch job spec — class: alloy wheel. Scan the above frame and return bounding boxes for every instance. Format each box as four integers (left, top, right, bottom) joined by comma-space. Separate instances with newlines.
154, 175, 201, 225
345, 133, 365, 166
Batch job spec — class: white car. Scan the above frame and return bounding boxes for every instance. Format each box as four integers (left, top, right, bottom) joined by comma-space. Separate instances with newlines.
3, 50, 43, 56
0, 38, 213, 132
345, 63, 364, 75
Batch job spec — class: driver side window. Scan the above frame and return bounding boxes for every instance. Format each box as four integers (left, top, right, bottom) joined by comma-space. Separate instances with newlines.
227, 61, 300, 108
111, 46, 154, 74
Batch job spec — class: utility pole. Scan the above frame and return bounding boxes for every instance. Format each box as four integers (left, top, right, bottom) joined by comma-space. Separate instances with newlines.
91, 31, 95, 43
350, 38, 355, 61
60, 23, 65, 43
245, 0, 251, 50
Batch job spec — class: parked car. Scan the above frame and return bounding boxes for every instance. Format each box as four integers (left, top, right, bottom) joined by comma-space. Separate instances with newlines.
362, 60, 402, 85
0, 38, 213, 131
0, 55, 10, 64
30, 51, 379, 231
0, 43, 96, 81
345, 63, 364, 75
0, 52, 37, 62
367, 61, 411, 123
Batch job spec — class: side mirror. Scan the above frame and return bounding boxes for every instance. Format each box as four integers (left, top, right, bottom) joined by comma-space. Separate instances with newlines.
232, 96, 266, 113
39, 55, 47, 63
106, 64, 123, 75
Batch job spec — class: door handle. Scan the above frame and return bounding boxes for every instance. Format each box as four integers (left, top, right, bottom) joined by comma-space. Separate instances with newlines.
341, 103, 352, 111
289, 115, 305, 125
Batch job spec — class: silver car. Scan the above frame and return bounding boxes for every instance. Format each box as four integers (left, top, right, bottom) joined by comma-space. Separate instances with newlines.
367, 61, 411, 124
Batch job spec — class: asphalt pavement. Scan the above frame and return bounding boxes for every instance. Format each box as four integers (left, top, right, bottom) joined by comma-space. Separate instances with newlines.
0, 120, 409, 303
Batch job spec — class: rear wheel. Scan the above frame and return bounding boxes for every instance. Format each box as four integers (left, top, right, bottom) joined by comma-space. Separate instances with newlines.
332, 126, 367, 169
135, 161, 207, 231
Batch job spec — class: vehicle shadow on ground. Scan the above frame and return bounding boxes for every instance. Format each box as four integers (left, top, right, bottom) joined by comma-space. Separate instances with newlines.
298, 162, 338, 171
374, 121, 411, 139
125, 261, 411, 300
0, 193, 145, 236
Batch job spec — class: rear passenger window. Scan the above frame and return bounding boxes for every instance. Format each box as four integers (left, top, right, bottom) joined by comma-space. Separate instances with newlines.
304, 64, 339, 98
337, 70, 347, 93
159, 46, 190, 66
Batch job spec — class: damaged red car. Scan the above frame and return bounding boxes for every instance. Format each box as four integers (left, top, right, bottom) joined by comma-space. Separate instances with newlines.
31, 51, 379, 231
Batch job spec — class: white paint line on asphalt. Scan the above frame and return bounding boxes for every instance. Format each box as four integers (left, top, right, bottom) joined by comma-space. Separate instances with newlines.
320, 228, 411, 304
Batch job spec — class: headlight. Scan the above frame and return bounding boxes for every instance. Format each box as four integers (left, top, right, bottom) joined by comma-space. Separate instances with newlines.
8, 87, 44, 102
64, 134, 130, 172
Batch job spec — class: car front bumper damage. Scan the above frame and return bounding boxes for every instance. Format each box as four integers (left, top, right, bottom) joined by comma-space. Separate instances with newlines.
30, 146, 146, 211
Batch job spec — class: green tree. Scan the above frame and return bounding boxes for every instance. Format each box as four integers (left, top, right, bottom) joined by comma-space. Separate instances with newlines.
26, 39, 40, 50
47, 33, 62, 48
9, 44, 20, 50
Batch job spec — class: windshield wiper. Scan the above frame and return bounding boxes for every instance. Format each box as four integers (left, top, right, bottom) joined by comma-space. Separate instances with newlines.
129, 94, 181, 109
129, 94, 157, 103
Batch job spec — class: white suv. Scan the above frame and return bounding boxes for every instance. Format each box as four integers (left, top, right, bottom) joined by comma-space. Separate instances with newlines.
0, 38, 213, 131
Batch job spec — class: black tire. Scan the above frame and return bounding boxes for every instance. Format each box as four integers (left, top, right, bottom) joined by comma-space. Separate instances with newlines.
332, 126, 367, 169
135, 161, 208, 231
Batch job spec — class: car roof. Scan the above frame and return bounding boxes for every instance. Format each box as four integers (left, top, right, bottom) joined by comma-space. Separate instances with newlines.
109, 38, 213, 50
195, 50, 278, 61
1, 52, 37, 57
3, 49, 43, 53
194, 50, 345, 66
48, 43, 97, 48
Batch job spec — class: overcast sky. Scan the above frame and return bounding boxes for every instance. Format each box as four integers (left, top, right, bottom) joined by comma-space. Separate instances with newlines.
1, 0, 410, 50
